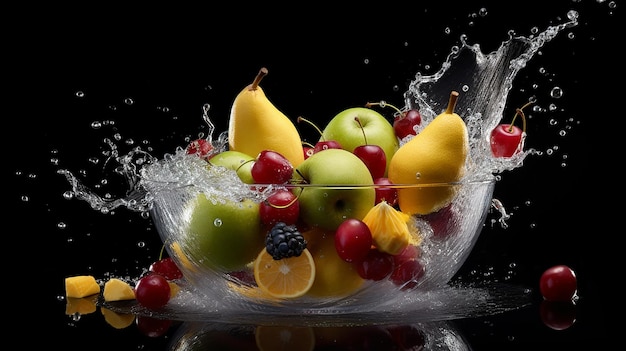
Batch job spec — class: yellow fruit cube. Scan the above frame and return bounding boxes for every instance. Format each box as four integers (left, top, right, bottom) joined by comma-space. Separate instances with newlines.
103, 278, 136, 302
65, 275, 101, 298
101, 307, 135, 329
168, 281, 180, 298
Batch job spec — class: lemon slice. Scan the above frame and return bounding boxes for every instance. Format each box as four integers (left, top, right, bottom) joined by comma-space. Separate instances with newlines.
253, 248, 315, 299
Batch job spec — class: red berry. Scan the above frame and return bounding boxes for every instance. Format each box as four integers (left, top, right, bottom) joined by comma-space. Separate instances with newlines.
393, 109, 422, 139
539, 265, 577, 302
303, 146, 315, 159
392, 244, 420, 266
490, 102, 530, 157
335, 219, 373, 263
149, 257, 183, 280
354, 248, 394, 281
390, 258, 424, 289
259, 189, 300, 227
251, 150, 293, 184
490, 124, 524, 157
314, 140, 342, 153
373, 177, 398, 206
353, 116, 386, 179
421, 204, 455, 241
186, 138, 213, 159
135, 274, 171, 310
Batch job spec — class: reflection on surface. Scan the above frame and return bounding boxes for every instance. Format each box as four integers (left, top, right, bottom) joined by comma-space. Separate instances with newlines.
169, 321, 469, 351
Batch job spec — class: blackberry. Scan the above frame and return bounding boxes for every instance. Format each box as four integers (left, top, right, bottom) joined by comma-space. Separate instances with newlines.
266, 222, 307, 260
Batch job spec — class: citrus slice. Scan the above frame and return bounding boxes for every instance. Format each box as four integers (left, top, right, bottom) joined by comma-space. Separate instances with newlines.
255, 325, 315, 351
253, 248, 315, 299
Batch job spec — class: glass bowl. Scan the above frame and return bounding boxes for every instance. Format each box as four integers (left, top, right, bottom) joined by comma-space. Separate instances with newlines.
143, 156, 496, 314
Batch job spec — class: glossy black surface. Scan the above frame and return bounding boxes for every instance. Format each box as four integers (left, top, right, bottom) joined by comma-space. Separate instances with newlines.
9, 1, 616, 349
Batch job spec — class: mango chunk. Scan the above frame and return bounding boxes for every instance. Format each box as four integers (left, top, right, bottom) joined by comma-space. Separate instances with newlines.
101, 307, 135, 329
65, 275, 101, 298
65, 296, 97, 315
168, 281, 180, 298
103, 278, 136, 302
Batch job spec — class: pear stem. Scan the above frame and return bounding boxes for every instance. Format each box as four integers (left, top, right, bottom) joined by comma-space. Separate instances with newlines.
445, 91, 459, 114
250, 67, 268, 91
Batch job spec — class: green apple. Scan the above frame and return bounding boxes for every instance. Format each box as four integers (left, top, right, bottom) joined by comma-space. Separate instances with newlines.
209, 150, 255, 184
294, 148, 375, 231
320, 107, 399, 176
185, 193, 264, 271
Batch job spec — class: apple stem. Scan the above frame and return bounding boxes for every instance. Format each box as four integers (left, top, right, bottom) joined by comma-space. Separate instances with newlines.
250, 67, 268, 91
507, 101, 532, 133
445, 91, 459, 114
297, 116, 327, 140
354, 117, 369, 145
365, 101, 403, 118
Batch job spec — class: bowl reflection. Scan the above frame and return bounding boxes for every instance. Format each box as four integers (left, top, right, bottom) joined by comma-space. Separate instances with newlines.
147, 177, 496, 312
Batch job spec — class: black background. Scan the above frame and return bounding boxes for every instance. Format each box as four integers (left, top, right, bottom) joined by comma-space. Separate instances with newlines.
8, 1, 617, 349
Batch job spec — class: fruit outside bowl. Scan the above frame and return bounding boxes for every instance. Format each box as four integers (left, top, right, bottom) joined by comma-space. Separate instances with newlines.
144, 161, 496, 315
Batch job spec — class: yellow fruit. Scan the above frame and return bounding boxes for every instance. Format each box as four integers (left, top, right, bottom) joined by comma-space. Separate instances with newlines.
253, 248, 316, 299
103, 278, 135, 302
255, 325, 315, 351
362, 200, 412, 255
303, 228, 365, 297
228, 67, 305, 167
388, 91, 469, 215
65, 275, 100, 298
101, 307, 135, 329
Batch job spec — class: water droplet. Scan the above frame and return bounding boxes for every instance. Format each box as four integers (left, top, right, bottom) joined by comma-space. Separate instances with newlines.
75, 91, 85, 98
124, 98, 134, 105
478, 7, 487, 16
462, 85, 469, 92
444, 27, 451, 35
137, 241, 146, 248
63, 191, 74, 200
91, 121, 102, 129
363, 58, 370, 64
567, 10, 579, 21
21, 195, 29, 202
214, 218, 223, 227
57, 222, 67, 229
550, 86, 563, 98
549, 103, 557, 111
559, 130, 567, 136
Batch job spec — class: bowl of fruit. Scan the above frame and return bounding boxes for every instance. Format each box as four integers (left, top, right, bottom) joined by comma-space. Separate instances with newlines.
136, 68, 502, 314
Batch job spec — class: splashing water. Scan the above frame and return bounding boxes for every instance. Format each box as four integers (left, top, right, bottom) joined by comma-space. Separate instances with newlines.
60, 11, 580, 319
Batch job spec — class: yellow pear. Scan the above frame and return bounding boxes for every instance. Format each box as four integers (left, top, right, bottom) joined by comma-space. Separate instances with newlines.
228, 67, 305, 167
388, 91, 469, 215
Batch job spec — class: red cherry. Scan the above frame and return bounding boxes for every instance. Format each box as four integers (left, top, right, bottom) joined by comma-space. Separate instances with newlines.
314, 140, 342, 153
365, 101, 421, 140
303, 145, 315, 159
353, 116, 386, 179
392, 244, 420, 266
251, 150, 293, 184
421, 204, 455, 241
539, 300, 577, 330
259, 189, 300, 227
373, 177, 398, 206
393, 109, 422, 139
390, 259, 425, 289
186, 138, 214, 159
354, 248, 394, 281
335, 218, 373, 263
135, 274, 171, 310
539, 265, 577, 302
149, 257, 183, 280
135, 315, 173, 338
490, 102, 531, 157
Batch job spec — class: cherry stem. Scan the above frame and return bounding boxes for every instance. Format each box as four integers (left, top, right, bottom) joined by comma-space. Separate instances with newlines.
302, 141, 315, 148
236, 159, 255, 173
250, 67, 268, 91
446, 91, 459, 114
507, 101, 532, 133
354, 117, 368, 144
265, 194, 300, 209
365, 101, 403, 117
159, 245, 166, 260
297, 116, 326, 141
